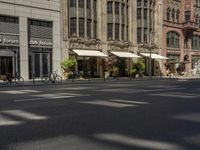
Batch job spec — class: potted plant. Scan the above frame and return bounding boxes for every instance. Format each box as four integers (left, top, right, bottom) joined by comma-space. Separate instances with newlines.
112, 66, 119, 79
61, 58, 77, 79
131, 59, 145, 78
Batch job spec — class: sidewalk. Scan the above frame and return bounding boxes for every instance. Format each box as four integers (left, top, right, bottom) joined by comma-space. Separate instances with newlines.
0, 75, 200, 87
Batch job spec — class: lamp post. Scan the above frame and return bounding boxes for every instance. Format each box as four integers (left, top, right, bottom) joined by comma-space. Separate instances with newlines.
149, 46, 152, 79
139, 32, 157, 79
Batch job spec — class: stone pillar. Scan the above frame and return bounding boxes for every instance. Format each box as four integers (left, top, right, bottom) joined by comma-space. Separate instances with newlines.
53, 19, 62, 75
19, 17, 29, 80
187, 37, 192, 75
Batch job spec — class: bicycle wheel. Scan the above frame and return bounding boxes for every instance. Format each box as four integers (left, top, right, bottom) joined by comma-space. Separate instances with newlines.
15, 77, 24, 85
41, 76, 50, 83
55, 75, 62, 84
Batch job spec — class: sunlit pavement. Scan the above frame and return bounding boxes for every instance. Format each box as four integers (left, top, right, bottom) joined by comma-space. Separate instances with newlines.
0, 79, 200, 150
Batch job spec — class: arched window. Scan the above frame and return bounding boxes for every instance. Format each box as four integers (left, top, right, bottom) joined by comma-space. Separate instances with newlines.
192, 35, 200, 50
167, 8, 171, 21
167, 32, 180, 48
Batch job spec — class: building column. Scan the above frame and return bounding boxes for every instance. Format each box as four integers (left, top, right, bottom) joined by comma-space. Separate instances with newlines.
187, 37, 192, 75
53, 20, 62, 75
19, 17, 29, 80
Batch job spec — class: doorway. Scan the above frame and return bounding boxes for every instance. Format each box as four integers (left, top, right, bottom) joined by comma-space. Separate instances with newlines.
30, 52, 51, 78
0, 57, 13, 75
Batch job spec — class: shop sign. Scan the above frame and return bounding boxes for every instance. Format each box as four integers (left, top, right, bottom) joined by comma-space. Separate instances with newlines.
29, 40, 53, 47
0, 37, 19, 45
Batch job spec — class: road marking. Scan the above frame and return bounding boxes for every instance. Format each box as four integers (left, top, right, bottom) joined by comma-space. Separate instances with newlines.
109, 99, 150, 105
0, 114, 23, 126
1, 110, 47, 120
14, 96, 74, 102
151, 92, 199, 98
172, 113, 200, 123
97, 87, 185, 93
14, 93, 90, 102
59, 87, 95, 90
80, 100, 137, 108
0, 90, 41, 94
94, 133, 185, 150
177, 79, 188, 82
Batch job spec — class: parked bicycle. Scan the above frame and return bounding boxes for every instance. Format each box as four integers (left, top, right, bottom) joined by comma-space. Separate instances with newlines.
0, 72, 24, 85
41, 70, 62, 84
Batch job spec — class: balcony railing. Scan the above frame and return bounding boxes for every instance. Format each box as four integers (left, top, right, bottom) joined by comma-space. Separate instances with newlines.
182, 21, 199, 31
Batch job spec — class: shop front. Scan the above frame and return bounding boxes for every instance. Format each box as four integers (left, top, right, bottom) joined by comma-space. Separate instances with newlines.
28, 20, 53, 79
109, 51, 141, 78
72, 49, 107, 78
0, 15, 20, 77
140, 53, 168, 76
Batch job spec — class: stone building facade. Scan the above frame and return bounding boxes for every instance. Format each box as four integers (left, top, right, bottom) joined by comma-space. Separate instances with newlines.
61, 0, 163, 78
0, 0, 61, 80
163, 0, 200, 76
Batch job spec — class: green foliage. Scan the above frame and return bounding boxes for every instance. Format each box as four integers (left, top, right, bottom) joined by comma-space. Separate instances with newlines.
113, 67, 119, 74
61, 58, 77, 71
131, 59, 145, 74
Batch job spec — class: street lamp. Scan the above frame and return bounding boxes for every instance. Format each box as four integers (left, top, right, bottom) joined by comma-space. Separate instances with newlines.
139, 32, 157, 79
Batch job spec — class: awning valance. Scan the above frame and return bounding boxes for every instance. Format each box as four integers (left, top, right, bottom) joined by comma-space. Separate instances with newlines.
140, 53, 168, 60
111, 51, 141, 58
73, 49, 108, 57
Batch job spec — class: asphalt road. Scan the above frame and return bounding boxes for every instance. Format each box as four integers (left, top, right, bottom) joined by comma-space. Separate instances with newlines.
0, 79, 200, 150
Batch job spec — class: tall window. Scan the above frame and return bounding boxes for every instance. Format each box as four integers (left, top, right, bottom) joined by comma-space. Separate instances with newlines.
107, 23, 113, 40
115, 23, 119, 40
107, 2, 112, 14
79, 0, 84, 8
185, 11, 191, 22
122, 4, 125, 16
87, 0, 91, 9
144, 9, 147, 20
199, 18, 200, 28
70, 18, 76, 36
167, 8, 170, 21
107, 0, 129, 41
144, 0, 148, 7
137, 0, 142, 6
137, 8, 142, 19
176, 10, 180, 23
122, 25, 125, 41
94, 0, 97, 12
70, 0, 76, 7
137, 0, 155, 44
115, 2, 119, 14
167, 32, 180, 48
196, 14, 199, 23
87, 19, 91, 37
171, 9, 175, 22
144, 28, 148, 43
137, 28, 142, 43
68, 0, 97, 39
94, 21, 97, 38
79, 18, 84, 37
192, 35, 200, 50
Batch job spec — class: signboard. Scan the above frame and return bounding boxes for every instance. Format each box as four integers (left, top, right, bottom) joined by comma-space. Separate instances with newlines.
29, 38, 53, 48
0, 37, 19, 46
0, 36, 53, 48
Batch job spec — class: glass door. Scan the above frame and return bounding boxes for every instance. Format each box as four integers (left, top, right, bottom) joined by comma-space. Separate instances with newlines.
32, 52, 51, 78
0, 57, 13, 75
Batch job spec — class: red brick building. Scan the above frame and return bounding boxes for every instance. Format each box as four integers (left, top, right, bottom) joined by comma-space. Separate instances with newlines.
163, 0, 200, 76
